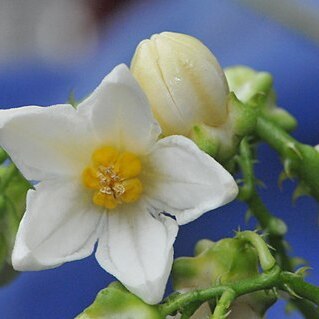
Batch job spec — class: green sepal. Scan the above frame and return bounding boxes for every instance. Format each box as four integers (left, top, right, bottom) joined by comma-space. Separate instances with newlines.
225, 66, 273, 102
190, 93, 258, 163
75, 282, 164, 319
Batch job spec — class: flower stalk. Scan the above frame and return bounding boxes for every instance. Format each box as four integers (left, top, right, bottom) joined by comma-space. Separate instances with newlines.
211, 289, 235, 319
160, 265, 282, 317
255, 115, 319, 200
236, 138, 319, 318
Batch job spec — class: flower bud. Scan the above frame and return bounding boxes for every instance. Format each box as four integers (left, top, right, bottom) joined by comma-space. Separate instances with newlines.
172, 237, 276, 318
131, 32, 229, 136
76, 282, 163, 319
225, 66, 297, 132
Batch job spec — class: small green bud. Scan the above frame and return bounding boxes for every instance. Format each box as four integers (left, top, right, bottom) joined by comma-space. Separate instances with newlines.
224, 66, 273, 102
225, 65, 297, 132
173, 237, 259, 290
76, 282, 163, 319
267, 217, 287, 236
172, 235, 276, 317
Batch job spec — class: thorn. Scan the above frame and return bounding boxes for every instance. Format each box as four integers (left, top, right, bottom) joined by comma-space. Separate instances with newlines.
256, 179, 266, 189
286, 142, 303, 160
244, 210, 252, 223
291, 257, 308, 268
292, 183, 310, 204
295, 266, 312, 278
278, 171, 288, 189
259, 231, 269, 238
267, 244, 276, 251
283, 283, 303, 299
223, 309, 232, 319
283, 158, 296, 179
272, 287, 279, 298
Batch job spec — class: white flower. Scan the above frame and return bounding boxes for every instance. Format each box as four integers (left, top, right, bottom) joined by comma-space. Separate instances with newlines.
131, 32, 229, 137
0, 64, 238, 304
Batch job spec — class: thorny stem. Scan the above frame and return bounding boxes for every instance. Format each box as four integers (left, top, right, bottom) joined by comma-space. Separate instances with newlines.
160, 265, 319, 318
159, 266, 281, 317
255, 115, 319, 200
161, 267, 319, 318
237, 138, 319, 318
211, 289, 235, 319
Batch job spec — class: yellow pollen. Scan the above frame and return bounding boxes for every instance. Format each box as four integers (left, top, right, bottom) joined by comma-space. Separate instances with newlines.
82, 146, 143, 209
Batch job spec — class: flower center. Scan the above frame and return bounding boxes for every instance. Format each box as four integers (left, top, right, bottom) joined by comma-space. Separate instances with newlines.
82, 146, 143, 209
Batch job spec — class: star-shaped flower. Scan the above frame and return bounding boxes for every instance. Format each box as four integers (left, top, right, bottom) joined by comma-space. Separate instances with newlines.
0, 65, 238, 304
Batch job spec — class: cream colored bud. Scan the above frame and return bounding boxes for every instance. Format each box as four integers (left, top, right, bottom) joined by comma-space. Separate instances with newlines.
131, 32, 229, 136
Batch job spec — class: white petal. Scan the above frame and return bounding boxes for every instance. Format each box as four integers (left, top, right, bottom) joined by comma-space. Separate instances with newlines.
144, 136, 238, 225
77, 64, 161, 154
95, 201, 178, 304
0, 104, 95, 180
12, 179, 104, 271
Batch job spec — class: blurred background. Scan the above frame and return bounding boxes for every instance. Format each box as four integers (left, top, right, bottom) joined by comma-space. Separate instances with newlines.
0, 0, 318, 318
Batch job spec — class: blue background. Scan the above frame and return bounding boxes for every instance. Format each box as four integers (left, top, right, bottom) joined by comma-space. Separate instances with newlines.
0, 1, 318, 318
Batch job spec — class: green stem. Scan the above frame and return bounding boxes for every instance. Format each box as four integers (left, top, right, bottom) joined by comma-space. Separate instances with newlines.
159, 266, 281, 316
246, 194, 291, 269
160, 266, 319, 318
211, 289, 235, 319
256, 115, 319, 200
236, 138, 319, 318
237, 139, 290, 266
280, 272, 319, 305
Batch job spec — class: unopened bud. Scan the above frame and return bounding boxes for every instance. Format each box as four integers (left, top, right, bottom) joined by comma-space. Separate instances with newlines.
131, 32, 229, 136
76, 282, 163, 319
225, 66, 297, 132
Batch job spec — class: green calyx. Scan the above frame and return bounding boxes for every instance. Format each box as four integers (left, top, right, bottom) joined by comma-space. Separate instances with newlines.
191, 93, 258, 163
76, 282, 163, 319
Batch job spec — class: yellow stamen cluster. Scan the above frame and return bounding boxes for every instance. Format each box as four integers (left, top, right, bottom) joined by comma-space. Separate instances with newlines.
82, 146, 143, 209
